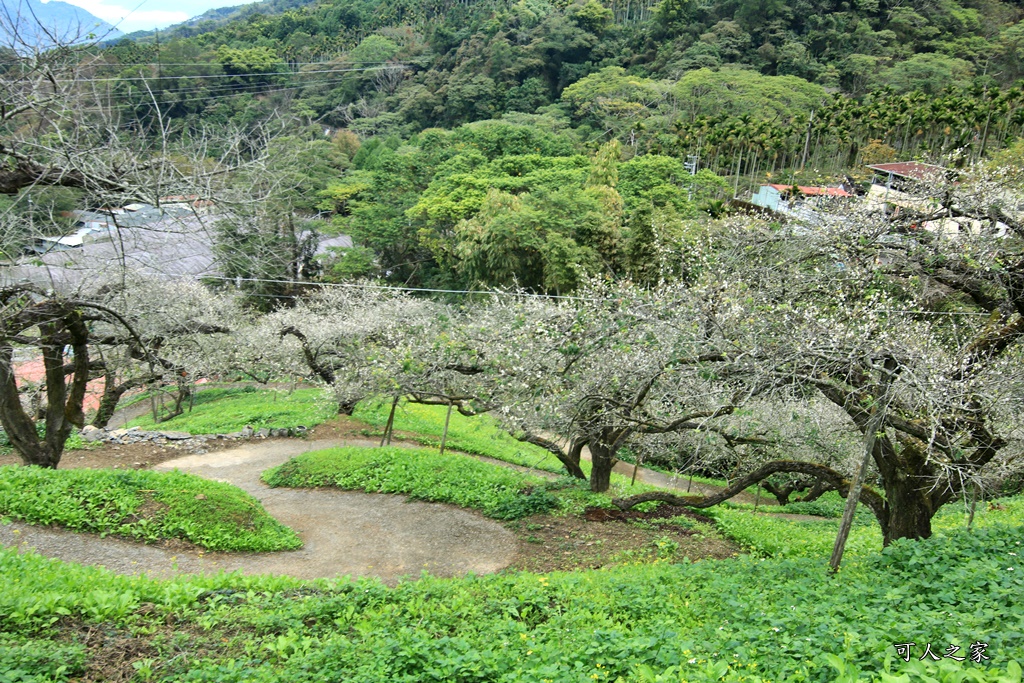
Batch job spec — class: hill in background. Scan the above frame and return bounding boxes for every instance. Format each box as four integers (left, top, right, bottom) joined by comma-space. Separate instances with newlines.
1, 0, 123, 48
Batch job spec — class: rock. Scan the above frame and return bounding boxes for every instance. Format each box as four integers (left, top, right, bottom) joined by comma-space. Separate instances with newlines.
226, 432, 243, 439
79, 426, 106, 442
241, 425, 254, 438
194, 494, 207, 501
292, 426, 308, 436
109, 429, 128, 438
257, 427, 270, 438
160, 431, 192, 440
153, 437, 167, 445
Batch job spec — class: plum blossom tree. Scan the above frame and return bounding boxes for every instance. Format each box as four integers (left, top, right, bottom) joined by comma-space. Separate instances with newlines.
0, 276, 234, 466
469, 280, 770, 491
611, 174, 1024, 546
0, 20, 270, 464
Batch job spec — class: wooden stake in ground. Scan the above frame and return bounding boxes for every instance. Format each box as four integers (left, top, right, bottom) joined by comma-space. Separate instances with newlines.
967, 481, 980, 530
380, 395, 399, 447
439, 402, 453, 455
829, 399, 886, 574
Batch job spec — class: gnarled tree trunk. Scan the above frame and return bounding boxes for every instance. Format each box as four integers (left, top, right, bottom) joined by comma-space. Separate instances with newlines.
0, 303, 90, 468
879, 475, 935, 546
589, 439, 617, 493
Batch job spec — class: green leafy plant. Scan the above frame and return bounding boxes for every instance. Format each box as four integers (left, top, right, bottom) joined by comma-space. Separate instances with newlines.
263, 446, 558, 520
126, 387, 333, 435
0, 466, 300, 551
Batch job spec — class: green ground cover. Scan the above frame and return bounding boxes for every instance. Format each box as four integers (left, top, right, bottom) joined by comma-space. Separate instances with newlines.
1, 389, 1021, 681
126, 387, 334, 435
0, 515, 1020, 682
0, 466, 300, 552
700, 492, 1024, 560
351, 400, 704, 503
263, 444, 684, 520
706, 507, 882, 559
263, 446, 562, 520
353, 399, 567, 473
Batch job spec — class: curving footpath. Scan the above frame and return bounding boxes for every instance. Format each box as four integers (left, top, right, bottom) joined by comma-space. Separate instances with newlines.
0, 438, 518, 583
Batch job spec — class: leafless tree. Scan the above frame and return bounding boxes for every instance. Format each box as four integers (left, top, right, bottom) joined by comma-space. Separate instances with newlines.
0, 20, 261, 466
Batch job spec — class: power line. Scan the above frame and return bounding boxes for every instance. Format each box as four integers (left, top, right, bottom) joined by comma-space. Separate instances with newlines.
56, 64, 416, 83
70, 76, 360, 111
86, 62, 390, 67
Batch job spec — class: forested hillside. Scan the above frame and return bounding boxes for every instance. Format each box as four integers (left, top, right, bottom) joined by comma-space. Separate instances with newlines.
103, 0, 1024, 131
4, 0, 1024, 293
26, 0, 1003, 292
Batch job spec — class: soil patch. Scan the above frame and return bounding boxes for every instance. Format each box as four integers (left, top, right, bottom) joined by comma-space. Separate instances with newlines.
77, 625, 159, 683
0, 437, 246, 471
584, 504, 715, 524
506, 512, 738, 573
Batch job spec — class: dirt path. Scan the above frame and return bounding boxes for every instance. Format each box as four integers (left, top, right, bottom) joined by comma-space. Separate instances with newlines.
1, 438, 518, 583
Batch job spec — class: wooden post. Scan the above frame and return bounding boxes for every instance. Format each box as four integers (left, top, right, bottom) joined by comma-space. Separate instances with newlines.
380, 395, 398, 447
829, 402, 885, 574
439, 402, 453, 455
967, 481, 980, 530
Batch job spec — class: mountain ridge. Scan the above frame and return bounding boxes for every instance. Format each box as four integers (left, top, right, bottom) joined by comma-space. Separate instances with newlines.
1, 0, 123, 47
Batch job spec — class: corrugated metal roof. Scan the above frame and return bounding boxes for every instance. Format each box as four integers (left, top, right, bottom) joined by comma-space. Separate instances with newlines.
316, 234, 355, 251
866, 162, 949, 181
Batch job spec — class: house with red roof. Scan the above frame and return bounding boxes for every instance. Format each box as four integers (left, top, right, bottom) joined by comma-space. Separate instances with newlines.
750, 183, 853, 214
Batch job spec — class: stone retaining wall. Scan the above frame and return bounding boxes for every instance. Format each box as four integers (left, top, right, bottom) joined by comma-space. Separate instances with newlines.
79, 424, 308, 454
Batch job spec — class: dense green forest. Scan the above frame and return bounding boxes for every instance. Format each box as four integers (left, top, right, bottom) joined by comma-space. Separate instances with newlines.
4, 0, 1024, 293
99, 0, 1024, 137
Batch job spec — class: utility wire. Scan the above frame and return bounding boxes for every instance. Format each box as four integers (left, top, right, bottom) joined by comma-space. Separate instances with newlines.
69, 77, 361, 112
55, 64, 419, 83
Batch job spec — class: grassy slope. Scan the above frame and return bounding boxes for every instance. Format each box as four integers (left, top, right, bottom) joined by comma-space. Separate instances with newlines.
263, 446, 559, 520
1, 389, 1022, 680
0, 517, 1020, 682
126, 387, 334, 434
353, 399, 567, 473
353, 399, 695, 501
0, 466, 300, 552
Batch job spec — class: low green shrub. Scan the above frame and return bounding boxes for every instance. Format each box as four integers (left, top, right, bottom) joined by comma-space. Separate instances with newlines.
263, 446, 558, 520
0, 466, 300, 551
0, 506, 1021, 682
127, 387, 333, 435
706, 506, 882, 558
0, 639, 85, 682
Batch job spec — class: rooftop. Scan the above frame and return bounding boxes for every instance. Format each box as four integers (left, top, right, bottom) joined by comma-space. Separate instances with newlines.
866, 162, 950, 182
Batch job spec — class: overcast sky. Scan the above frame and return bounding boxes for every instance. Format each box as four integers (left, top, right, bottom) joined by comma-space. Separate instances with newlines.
47, 0, 236, 32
